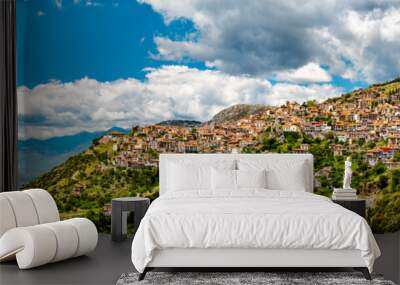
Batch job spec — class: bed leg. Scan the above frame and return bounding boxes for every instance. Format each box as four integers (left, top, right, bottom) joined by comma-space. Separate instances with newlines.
354, 267, 371, 280
138, 268, 147, 281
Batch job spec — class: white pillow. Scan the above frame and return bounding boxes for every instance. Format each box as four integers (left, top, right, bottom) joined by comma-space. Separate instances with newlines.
236, 169, 267, 189
167, 162, 211, 191
166, 158, 236, 193
211, 168, 236, 191
266, 161, 307, 191
238, 159, 309, 191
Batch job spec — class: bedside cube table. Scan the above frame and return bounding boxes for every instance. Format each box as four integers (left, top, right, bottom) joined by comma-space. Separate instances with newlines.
111, 197, 150, 242
332, 198, 366, 218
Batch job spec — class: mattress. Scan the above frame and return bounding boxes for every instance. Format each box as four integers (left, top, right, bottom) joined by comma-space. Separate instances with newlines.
131, 190, 380, 273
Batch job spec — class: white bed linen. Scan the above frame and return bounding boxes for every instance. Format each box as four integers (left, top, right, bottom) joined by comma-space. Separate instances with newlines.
131, 190, 380, 273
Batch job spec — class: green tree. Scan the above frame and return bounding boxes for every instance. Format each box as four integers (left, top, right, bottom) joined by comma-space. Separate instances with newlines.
368, 192, 400, 233
261, 136, 279, 152
128, 126, 140, 136
306, 100, 317, 107
378, 175, 389, 189
393, 151, 400, 162
283, 131, 300, 143
391, 169, 400, 192
372, 162, 387, 176
147, 149, 159, 159
325, 131, 335, 141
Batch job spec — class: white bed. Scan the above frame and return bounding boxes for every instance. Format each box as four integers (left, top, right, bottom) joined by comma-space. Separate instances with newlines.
131, 154, 380, 280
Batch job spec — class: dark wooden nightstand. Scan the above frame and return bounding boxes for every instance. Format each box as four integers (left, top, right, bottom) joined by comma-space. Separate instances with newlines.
332, 199, 366, 218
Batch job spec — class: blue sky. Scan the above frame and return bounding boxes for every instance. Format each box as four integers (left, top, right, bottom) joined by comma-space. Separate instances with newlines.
17, 0, 198, 87
16, 0, 400, 139
17, 0, 371, 90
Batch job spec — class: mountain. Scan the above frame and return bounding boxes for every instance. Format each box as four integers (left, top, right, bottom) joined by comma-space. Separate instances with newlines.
209, 104, 269, 124
23, 79, 400, 233
18, 127, 128, 186
157, 120, 202, 127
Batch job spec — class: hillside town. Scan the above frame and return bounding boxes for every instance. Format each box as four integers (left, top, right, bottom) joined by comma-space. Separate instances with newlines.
98, 83, 400, 170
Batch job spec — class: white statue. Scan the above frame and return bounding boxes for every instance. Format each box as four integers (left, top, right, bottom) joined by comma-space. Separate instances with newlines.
343, 156, 352, 190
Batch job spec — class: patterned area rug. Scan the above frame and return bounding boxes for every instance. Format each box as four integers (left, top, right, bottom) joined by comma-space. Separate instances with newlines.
116, 271, 396, 285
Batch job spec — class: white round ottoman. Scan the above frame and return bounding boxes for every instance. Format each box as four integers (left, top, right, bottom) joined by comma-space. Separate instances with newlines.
0, 218, 98, 269
0, 189, 98, 269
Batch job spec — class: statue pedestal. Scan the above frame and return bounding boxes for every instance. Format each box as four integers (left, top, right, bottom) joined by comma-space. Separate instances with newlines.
333, 188, 356, 192
332, 188, 357, 200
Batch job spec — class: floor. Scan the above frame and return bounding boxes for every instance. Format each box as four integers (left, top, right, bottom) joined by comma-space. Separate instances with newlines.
1, 233, 399, 285
0, 234, 134, 285
373, 232, 400, 284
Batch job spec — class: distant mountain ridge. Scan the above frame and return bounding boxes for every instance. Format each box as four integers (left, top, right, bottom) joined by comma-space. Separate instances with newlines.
18, 127, 128, 186
18, 127, 128, 153
157, 120, 202, 127
209, 104, 269, 124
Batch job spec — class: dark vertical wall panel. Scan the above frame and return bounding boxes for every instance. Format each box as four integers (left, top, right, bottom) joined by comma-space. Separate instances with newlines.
0, 0, 18, 192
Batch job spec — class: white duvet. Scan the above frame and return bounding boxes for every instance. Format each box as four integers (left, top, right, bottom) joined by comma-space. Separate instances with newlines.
131, 190, 380, 273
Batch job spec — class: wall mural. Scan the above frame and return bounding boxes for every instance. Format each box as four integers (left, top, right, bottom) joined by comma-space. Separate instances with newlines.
17, 0, 400, 233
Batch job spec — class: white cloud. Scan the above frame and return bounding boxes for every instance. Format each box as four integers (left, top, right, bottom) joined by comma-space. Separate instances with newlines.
269, 83, 341, 105
54, 0, 62, 9
73, 0, 103, 7
274, 62, 332, 83
140, 0, 400, 83
85, 1, 103, 7
36, 10, 46, 17
315, 7, 400, 82
18, 66, 342, 139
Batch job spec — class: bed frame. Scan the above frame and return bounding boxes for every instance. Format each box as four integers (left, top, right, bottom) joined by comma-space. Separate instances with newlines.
139, 248, 370, 280
139, 154, 371, 281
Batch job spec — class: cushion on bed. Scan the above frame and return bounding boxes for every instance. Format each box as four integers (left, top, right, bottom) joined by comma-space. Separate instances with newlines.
167, 159, 236, 192
167, 163, 211, 191
236, 169, 267, 189
238, 159, 308, 191
211, 168, 236, 191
